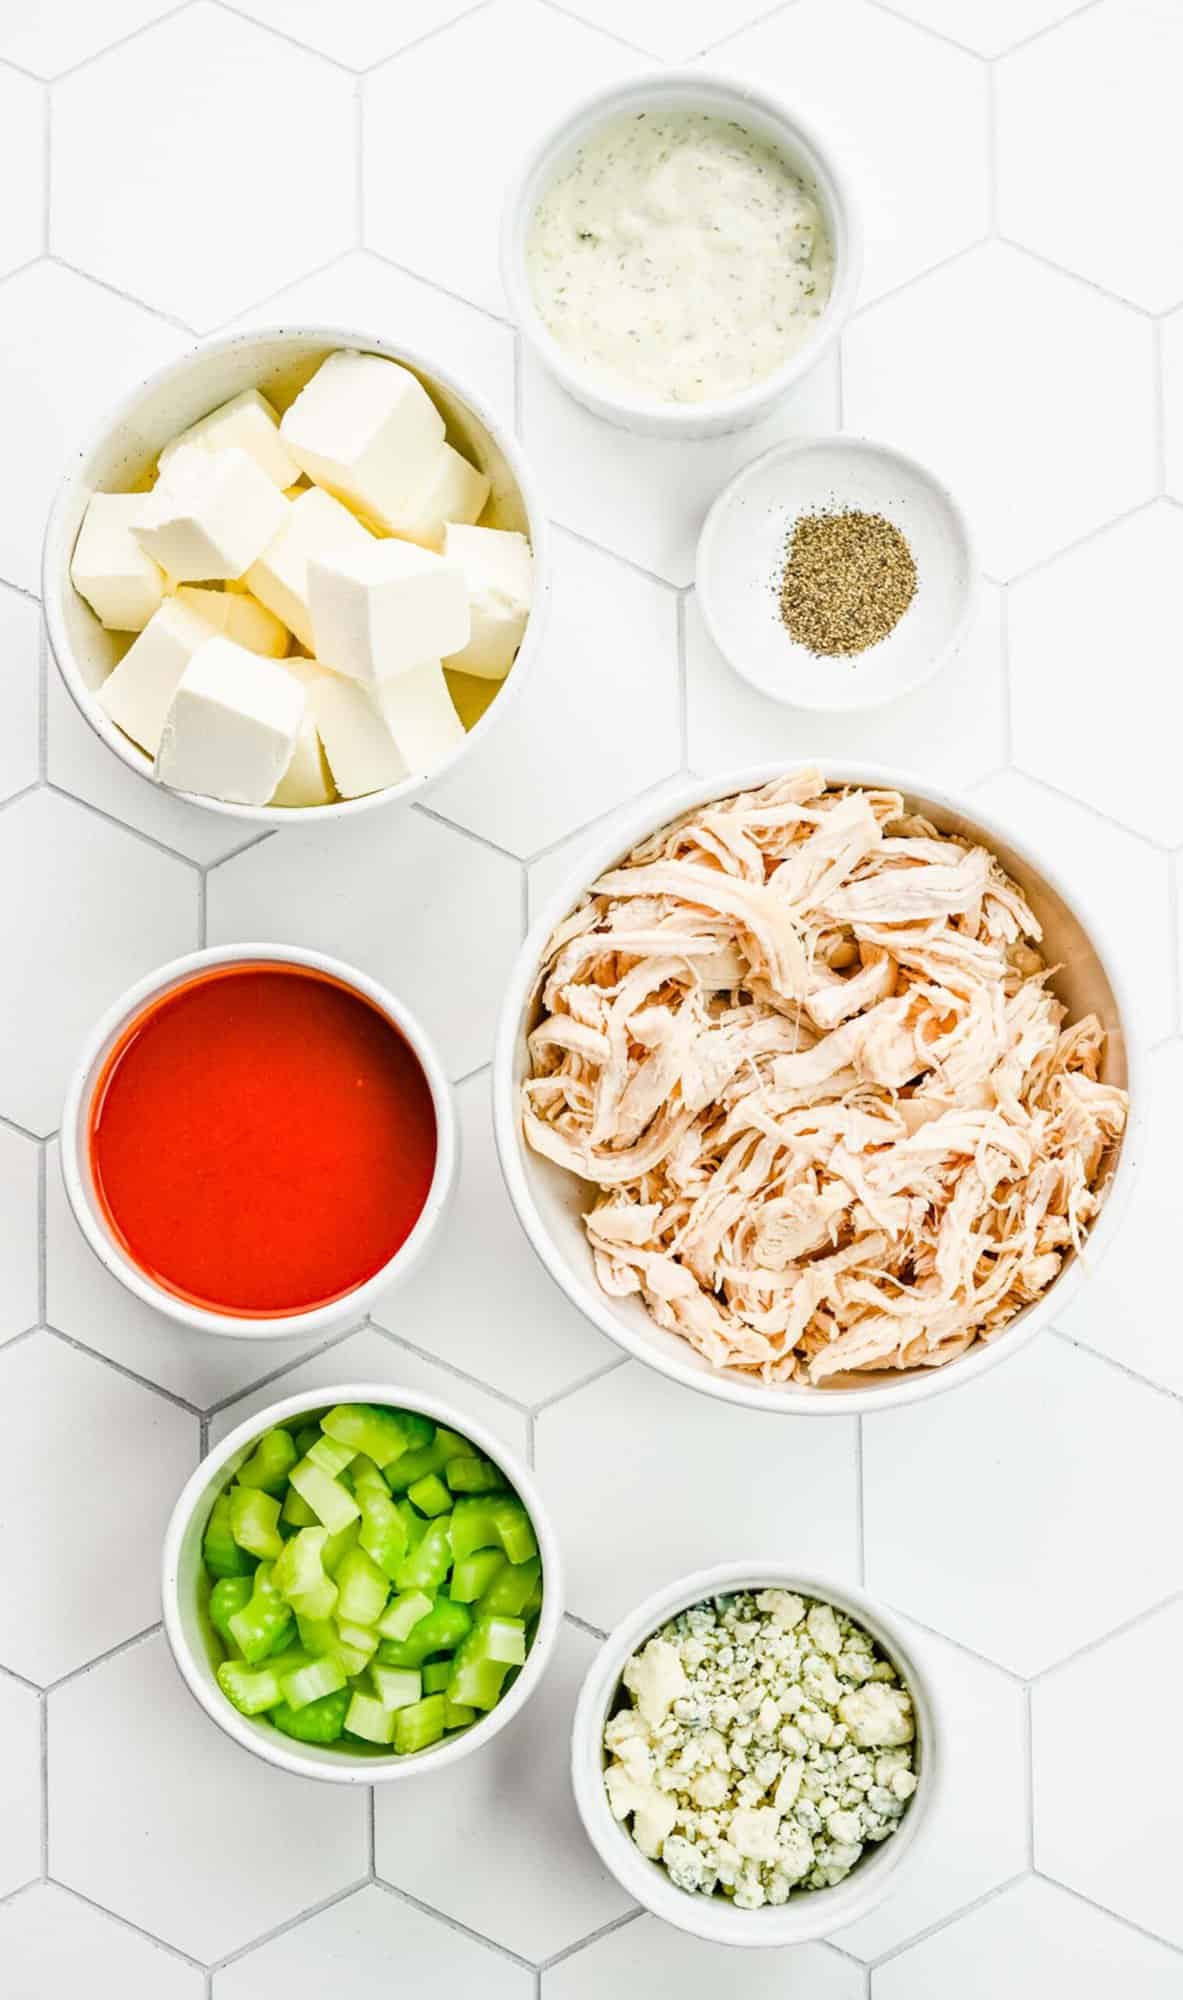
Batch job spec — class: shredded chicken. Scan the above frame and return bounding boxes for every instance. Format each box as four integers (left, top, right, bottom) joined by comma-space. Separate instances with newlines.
521, 772, 1129, 1387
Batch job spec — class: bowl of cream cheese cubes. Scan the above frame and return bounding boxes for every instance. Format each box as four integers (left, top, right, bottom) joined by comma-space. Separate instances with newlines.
44, 326, 547, 821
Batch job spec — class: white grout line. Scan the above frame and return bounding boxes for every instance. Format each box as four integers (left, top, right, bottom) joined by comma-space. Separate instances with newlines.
1030, 1872, 1183, 1959
43, 1321, 202, 1414
35, 1138, 47, 1328
201, 1321, 362, 1418
1002, 762, 1173, 853
530, 1353, 630, 1418
413, 798, 525, 865
45, 252, 200, 336
1032, 1583, 1183, 1687
366, 1318, 536, 1418
47, 0, 195, 83
993, 232, 1160, 320
41, 780, 208, 873
46, 1621, 162, 1696
867, 1869, 1028, 1969
1051, 1325, 1183, 1409
42, 1879, 208, 1973
540, 0, 660, 61
372, 1874, 540, 1971
698, 0, 800, 61
201, 1878, 370, 1974
537, 1903, 644, 1972
358, 0, 494, 76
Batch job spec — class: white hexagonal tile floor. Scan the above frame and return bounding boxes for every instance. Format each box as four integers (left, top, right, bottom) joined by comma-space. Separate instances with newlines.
0, 1123, 38, 1344
544, 1913, 861, 1998
0, 66, 42, 280
0, 1669, 40, 1896
0, 583, 39, 805
878, 0, 1088, 57
0, 1884, 201, 2000
227, 0, 484, 71
216, 1885, 531, 2000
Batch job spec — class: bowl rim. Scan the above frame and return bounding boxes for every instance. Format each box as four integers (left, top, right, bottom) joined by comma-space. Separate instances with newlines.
161, 1379, 563, 1783
695, 432, 979, 714
500, 68, 863, 434
60, 942, 459, 1340
492, 759, 1143, 1415
570, 1561, 942, 1947
42, 320, 551, 826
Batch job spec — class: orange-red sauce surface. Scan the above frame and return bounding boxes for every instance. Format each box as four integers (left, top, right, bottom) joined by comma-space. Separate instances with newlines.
89, 963, 437, 1317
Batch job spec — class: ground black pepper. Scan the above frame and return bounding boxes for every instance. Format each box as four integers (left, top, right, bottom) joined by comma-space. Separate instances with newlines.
778, 510, 916, 656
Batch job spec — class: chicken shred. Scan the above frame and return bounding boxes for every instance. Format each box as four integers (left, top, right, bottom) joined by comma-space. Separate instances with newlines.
521, 772, 1129, 1387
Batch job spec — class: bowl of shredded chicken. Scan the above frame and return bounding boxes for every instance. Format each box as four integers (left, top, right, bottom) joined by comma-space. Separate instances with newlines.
495, 765, 1136, 1411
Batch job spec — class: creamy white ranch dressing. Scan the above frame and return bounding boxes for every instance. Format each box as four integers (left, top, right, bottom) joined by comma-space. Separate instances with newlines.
526, 110, 833, 405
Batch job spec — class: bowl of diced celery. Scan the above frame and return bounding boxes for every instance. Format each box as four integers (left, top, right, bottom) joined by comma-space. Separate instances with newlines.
162, 1384, 561, 1781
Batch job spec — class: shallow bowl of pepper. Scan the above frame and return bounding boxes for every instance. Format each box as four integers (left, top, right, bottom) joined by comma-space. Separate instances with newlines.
696, 434, 976, 713
162, 1383, 562, 1782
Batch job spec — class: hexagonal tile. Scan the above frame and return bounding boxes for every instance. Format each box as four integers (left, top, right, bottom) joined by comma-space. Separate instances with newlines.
1160, 309, 1183, 498
217, 1885, 530, 2000
864, 1335, 1183, 1675
376, 1622, 633, 1959
873, 1877, 1181, 1999
0, 1884, 201, 1999
685, 581, 1005, 783
998, 0, 1183, 312
715, 0, 989, 304
0, 1669, 40, 1895
206, 807, 520, 1083
0, 263, 186, 594
52, 4, 355, 330
363, 0, 639, 315
228, 0, 482, 69
518, 345, 840, 588
527, 776, 692, 924
429, 532, 680, 856
536, 1361, 859, 1631
0, 67, 41, 278
969, 769, 1173, 1047
556, 0, 777, 58
0, 3, 177, 75
842, 244, 1155, 579
834, 1626, 1025, 1960
877, 0, 1088, 56
50, 1631, 367, 1961
0, 1123, 38, 1343
545, 1913, 860, 2000
0, 1333, 196, 1682
0, 789, 197, 1135
372, 1072, 612, 1405
0, 585, 40, 805
1034, 1595, 1183, 1946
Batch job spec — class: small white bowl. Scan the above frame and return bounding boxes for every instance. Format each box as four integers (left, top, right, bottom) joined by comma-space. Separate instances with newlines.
163, 1381, 562, 1783
696, 435, 977, 712
572, 1563, 941, 1946
43, 323, 550, 825
502, 71, 861, 440
61, 943, 458, 1341
493, 762, 1139, 1415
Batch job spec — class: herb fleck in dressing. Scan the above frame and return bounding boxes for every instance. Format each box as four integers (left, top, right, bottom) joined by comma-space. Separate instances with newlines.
526, 110, 834, 405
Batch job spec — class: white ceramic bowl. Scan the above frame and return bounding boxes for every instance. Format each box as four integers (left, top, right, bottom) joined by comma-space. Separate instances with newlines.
501, 71, 861, 439
163, 1381, 561, 1783
43, 323, 550, 824
61, 943, 458, 1340
493, 762, 1140, 1415
572, 1563, 940, 1946
696, 435, 977, 712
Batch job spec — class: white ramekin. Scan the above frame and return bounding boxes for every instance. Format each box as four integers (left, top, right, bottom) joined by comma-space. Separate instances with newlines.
572, 1563, 941, 1946
43, 323, 550, 825
501, 71, 862, 440
61, 943, 458, 1340
493, 762, 1140, 1415
163, 1381, 561, 1783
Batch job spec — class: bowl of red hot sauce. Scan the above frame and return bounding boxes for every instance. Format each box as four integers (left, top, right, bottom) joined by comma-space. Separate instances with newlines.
61, 946, 457, 1338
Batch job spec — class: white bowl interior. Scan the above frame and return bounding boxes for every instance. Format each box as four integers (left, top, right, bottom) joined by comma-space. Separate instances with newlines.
697, 437, 976, 712
501, 766, 1135, 1413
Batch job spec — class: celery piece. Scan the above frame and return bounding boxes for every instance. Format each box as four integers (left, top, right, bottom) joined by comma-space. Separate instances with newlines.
271, 1687, 350, 1744
371, 1664, 422, 1711
281, 1487, 318, 1529
345, 1691, 396, 1745
288, 1457, 361, 1534
396, 1500, 427, 1550
292, 1422, 322, 1458
349, 1453, 387, 1498
308, 1434, 357, 1477
493, 1499, 538, 1566
288, 1577, 338, 1622
393, 1694, 447, 1754
377, 1598, 471, 1669
481, 1615, 527, 1666
407, 1473, 453, 1517
228, 1562, 294, 1665
448, 1655, 510, 1711
295, 1615, 337, 1657
209, 1576, 252, 1653
377, 1591, 433, 1642
273, 1527, 332, 1607
385, 1427, 475, 1493
444, 1701, 477, 1730
448, 1498, 503, 1563
357, 1485, 408, 1582
447, 1614, 525, 1709
421, 1660, 452, 1695
477, 1556, 542, 1620
217, 1658, 285, 1716
335, 1620, 379, 1667
203, 1493, 254, 1579
445, 1457, 506, 1494
281, 1656, 347, 1711
335, 1546, 390, 1627
321, 1404, 432, 1471
235, 1427, 298, 1495
449, 1550, 506, 1605
394, 1518, 453, 1594
322, 1519, 361, 1577
229, 1486, 285, 1561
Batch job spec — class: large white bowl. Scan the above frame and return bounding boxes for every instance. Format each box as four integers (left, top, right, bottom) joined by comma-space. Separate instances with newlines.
571, 1563, 941, 1946
493, 763, 1140, 1414
501, 71, 861, 440
163, 1382, 562, 1783
43, 323, 549, 825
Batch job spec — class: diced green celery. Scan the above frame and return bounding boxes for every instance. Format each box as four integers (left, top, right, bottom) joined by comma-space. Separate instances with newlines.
477, 1556, 542, 1620
449, 1498, 502, 1562
371, 1665, 422, 1711
445, 1457, 506, 1494
394, 1518, 453, 1594
334, 1638, 372, 1677
281, 1656, 347, 1711
481, 1615, 526, 1666
209, 1575, 252, 1653
229, 1486, 285, 1561
396, 1500, 427, 1551
447, 1614, 524, 1709
377, 1591, 433, 1642
345, 1691, 395, 1745
288, 1458, 361, 1534
271, 1687, 349, 1743
492, 1499, 537, 1565
217, 1658, 285, 1715
384, 1427, 475, 1493
203, 1493, 253, 1579
281, 1487, 318, 1529
307, 1433, 356, 1477
377, 1598, 471, 1668
321, 1404, 432, 1470
407, 1472, 452, 1516
349, 1454, 387, 1498
450, 1550, 506, 1604
228, 1563, 294, 1665
322, 1519, 361, 1577
447, 1656, 510, 1711
273, 1527, 339, 1624
393, 1694, 447, 1754
335, 1619, 379, 1664
335, 1547, 389, 1627
235, 1427, 298, 1495
295, 1615, 337, 1657
357, 1485, 408, 1582
291, 1420, 321, 1454
444, 1701, 477, 1730
421, 1660, 452, 1694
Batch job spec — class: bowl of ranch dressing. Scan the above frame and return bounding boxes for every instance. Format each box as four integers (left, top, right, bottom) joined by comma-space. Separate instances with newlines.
503, 73, 861, 439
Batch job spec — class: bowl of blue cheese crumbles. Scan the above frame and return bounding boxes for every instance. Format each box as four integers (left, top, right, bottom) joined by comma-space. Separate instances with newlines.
572, 1565, 939, 1947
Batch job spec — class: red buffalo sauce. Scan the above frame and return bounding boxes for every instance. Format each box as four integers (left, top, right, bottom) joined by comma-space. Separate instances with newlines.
88, 962, 437, 1317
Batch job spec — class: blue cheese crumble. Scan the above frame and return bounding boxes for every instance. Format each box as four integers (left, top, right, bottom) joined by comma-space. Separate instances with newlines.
603, 1589, 918, 1910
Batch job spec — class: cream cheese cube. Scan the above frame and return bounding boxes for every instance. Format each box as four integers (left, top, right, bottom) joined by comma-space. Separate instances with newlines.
245, 486, 372, 650
156, 636, 303, 804
279, 350, 445, 530
311, 671, 408, 798
378, 661, 464, 772
133, 445, 289, 583
174, 585, 289, 658
96, 597, 214, 754
71, 492, 167, 632
271, 713, 334, 807
308, 541, 469, 688
158, 389, 300, 490
443, 524, 532, 680
386, 444, 490, 550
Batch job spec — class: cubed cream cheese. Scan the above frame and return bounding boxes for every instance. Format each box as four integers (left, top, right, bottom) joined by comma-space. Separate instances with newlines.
70, 492, 166, 632
311, 659, 462, 796
245, 485, 371, 650
96, 598, 215, 754
385, 443, 491, 550
271, 713, 334, 808
158, 389, 300, 491
307, 540, 470, 688
156, 636, 303, 804
279, 349, 445, 531
133, 445, 289, 583
442, 524, 532, 680
377, 661, 464, 772
173, 584, 289, 658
